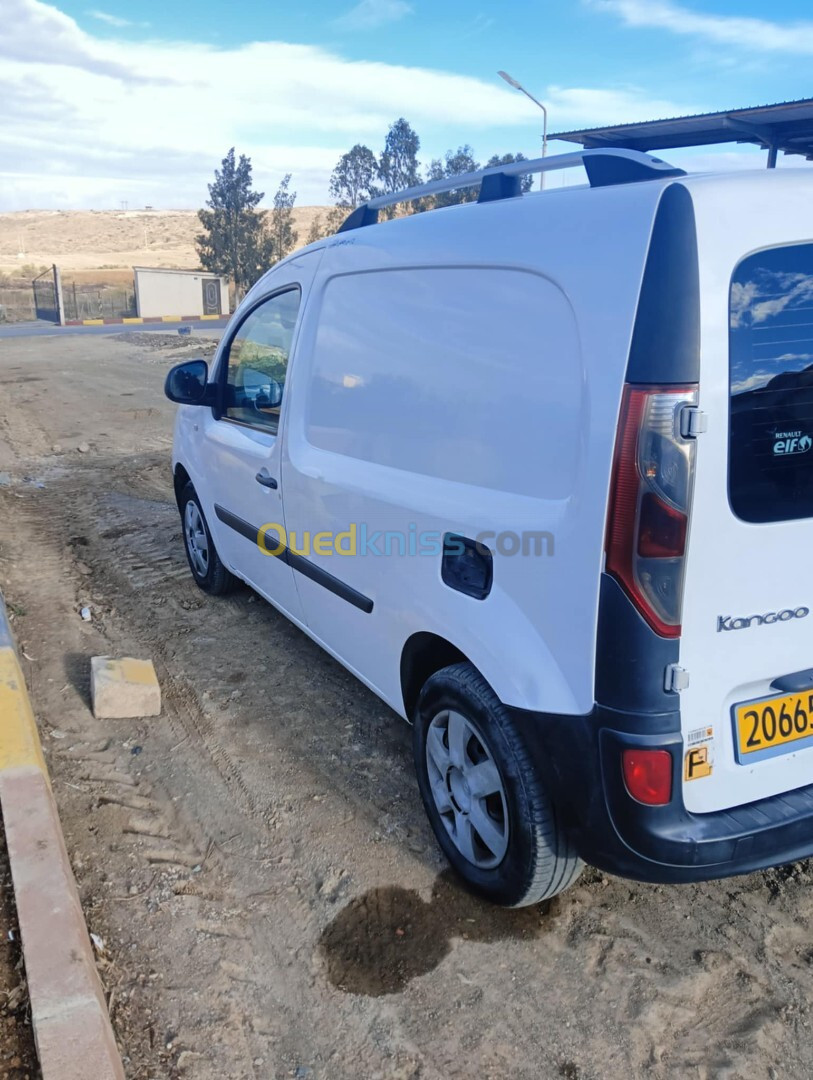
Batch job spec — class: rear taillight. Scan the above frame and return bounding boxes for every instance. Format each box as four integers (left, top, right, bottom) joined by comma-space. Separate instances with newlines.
622, 749, 673, 805
605, 385, 698, 638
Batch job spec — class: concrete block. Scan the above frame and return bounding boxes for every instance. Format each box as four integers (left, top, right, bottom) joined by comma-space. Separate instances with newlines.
90, 656, 161, 719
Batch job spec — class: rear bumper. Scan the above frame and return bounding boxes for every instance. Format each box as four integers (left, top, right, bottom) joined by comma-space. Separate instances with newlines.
519, 703, 813, 884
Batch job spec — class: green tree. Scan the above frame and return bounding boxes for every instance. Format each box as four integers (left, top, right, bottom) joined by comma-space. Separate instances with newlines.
425, 145, 480, 208
306, 213, 326, 245
329, 144, 379, 208
378, 118, 421, 217
326, 205, 350, 233
304, 205, 348, 242
485, 152, 534, 194
379, 118, 421, 193
196, 148, 274, 299
270, 174, 298, 262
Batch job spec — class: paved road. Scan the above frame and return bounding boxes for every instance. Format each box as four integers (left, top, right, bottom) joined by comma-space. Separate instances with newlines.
0, 318, 229, 339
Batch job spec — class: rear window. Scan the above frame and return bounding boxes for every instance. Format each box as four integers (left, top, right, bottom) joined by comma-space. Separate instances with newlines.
730, 242, 813, 523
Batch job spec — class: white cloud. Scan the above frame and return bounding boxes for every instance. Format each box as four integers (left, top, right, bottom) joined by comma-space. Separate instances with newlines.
335, 0, 413, 30
1, 0, 705, 210
590, 0, 813, 55
2, 0, 157, 80
731, 372, 772, 394
546, 85, 702, 126
86, 9, 149, 29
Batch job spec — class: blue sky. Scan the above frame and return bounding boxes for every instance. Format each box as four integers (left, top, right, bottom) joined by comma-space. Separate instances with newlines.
3, 0, 813, 209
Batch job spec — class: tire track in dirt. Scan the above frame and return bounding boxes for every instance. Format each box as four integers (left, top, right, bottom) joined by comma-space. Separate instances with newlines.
70, 483, 279, 826
0, 483, 270, 1077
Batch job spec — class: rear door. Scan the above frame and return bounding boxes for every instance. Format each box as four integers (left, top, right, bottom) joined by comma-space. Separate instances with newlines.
680, 176, 813, 814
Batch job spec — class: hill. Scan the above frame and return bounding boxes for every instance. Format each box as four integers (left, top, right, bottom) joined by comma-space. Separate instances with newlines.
0, 207, 332, 275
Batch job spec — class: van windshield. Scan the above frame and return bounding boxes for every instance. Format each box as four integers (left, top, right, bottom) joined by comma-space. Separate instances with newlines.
730, 242, 813, 523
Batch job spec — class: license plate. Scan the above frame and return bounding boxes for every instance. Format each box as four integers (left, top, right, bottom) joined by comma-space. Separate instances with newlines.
735, 690, 813, 759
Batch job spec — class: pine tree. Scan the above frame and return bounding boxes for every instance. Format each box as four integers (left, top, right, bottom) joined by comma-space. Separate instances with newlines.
270, 174, 298, 263
196, 148, 274, 299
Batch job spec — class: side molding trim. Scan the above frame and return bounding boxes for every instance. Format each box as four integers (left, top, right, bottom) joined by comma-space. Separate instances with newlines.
214, 505, 374, 614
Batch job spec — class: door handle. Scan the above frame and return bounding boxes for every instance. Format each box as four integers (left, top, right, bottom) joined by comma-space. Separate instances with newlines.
255, 471, 278, 490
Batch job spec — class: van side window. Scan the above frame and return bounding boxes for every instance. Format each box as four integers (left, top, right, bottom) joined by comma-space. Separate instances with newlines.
730, 245, 813, 523
222, 287, 301, 435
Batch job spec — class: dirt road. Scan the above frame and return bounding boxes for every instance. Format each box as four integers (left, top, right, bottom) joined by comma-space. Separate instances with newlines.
0, 331, 812, 1079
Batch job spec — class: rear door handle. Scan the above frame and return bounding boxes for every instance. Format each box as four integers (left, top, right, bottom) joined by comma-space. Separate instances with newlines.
255, 471, 278, 489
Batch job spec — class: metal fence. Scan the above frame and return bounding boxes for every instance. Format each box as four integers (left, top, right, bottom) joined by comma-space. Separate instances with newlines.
63, 283, 136, 322
32, 266, 59, 323
0, 282, 37, 322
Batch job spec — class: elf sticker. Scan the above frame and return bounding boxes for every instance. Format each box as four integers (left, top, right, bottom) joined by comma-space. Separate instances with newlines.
773, 431, 812, 456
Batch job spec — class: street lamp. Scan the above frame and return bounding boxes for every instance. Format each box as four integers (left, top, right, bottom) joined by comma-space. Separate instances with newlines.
497, 70, 548, 189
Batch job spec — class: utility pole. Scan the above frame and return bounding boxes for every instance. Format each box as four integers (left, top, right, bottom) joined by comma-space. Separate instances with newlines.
498, 70, 548, 189
53, 264, 66, 326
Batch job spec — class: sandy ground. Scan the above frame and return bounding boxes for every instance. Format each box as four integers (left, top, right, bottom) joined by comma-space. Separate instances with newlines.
1, 331, 813, 1079
0, 208, 332, 274
0, 821, 38, 1079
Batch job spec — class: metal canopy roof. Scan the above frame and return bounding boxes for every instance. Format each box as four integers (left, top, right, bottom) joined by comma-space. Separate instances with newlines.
550, 98, 813, 167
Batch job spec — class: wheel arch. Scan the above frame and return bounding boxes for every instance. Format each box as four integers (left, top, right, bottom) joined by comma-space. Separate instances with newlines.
173, 463, 192, 508
400, 631, 471, 722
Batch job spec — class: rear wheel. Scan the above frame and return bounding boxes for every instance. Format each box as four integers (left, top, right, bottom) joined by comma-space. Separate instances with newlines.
179, 482, 234, 596
413, 662, 583, 907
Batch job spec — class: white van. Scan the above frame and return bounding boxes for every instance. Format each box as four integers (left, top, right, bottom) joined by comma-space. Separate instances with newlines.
166, 149, 813, 907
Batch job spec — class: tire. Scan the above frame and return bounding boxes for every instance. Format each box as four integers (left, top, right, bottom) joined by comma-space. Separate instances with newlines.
178, 482, 234, 596
413, 662, 583, 907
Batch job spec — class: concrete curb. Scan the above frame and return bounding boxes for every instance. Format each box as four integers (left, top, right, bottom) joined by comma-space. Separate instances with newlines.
0, 593, 125, 1079
64, 313, 223, 326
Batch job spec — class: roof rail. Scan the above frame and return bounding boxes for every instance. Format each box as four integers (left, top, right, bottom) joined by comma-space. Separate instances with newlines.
336, 148, 686, 232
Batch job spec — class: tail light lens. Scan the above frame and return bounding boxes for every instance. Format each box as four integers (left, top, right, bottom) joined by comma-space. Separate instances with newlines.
622, 749, 673, 805
605, 385, 698, 638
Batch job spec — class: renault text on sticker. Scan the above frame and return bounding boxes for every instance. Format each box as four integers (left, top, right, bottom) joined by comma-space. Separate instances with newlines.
773, 431, 813, 456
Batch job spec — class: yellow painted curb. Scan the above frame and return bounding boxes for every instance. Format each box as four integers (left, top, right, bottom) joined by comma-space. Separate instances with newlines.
0, 601, 125, 1078
0, 647, 48, 776
161, 316, 181, 322
82, 319, 105, 326
199, 314, 220, 320
121, 317, 144, 324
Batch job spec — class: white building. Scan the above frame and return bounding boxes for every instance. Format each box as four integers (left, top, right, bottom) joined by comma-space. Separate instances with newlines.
133, 267, 230, 319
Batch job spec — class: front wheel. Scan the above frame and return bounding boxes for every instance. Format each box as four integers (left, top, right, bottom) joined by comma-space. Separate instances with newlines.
179, 482, 234, 596
413, 662, 583, 907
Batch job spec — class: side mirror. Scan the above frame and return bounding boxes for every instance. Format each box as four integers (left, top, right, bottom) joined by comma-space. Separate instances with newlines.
255, 380, 283, 410
164, 360, 212, 406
